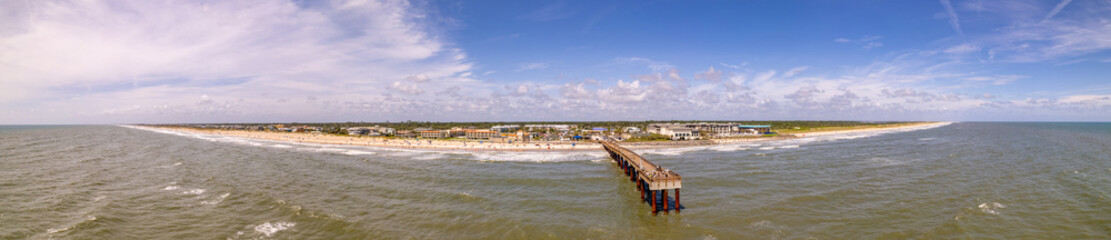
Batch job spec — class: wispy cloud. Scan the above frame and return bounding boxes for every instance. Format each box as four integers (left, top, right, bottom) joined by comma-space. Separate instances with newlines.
835, 35, 883, 49
615, 57, 674, 72
964, 74, 1027, 85
939, 0, 963, 35
1043, 0, 1072, 21
783, 66, 809, 78
943, 43, 980, 54
516, 62, 549, 72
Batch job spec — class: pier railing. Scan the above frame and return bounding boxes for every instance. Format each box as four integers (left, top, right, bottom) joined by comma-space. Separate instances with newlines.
598, 141, 682, 215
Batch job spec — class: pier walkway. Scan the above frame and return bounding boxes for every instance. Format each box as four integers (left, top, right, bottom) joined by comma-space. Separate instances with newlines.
598, 141, 682, 215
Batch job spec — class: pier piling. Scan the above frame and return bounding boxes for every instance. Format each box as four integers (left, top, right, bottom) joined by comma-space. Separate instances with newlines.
598, 141, 682, 215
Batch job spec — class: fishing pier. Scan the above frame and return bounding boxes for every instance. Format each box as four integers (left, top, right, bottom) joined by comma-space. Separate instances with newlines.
599, 141, 682, 215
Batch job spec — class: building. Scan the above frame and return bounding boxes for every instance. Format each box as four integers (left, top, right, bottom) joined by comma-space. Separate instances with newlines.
465, 130, 500, 139
624, 126, 642, 133
419, 130, 449, 138
394, 130, 416, 138
658, 127, 701, 140
737, 125, 772, 135
346, 126, 396, 136
647, 122, 772, 138
512, 130, 538, 142
491, 125, 520, 133
524, 124, 572, 131
347, 128, 371, 135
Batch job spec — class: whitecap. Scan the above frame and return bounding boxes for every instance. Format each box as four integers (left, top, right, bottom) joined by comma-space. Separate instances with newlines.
708, 143, 760, 151
639, 146, 707, 156
182, 188, 206, 195
163, 185, 181, 191
412, 153, 449, 160
201, 193, 231, 205
978, 202, 1006, 215
46, 215, 96, 234
270, 144, 292, 149
254, 221, 295, 237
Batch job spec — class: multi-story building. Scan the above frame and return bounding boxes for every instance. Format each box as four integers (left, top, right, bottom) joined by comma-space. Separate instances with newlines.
465, 130, 500, 139
419, 130, 450, 138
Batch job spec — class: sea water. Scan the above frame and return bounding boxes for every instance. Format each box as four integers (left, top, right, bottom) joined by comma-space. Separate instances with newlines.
1, 122, 1109, 239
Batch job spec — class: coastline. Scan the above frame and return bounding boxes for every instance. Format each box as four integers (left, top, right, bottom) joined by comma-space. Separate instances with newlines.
130, 122, 952, 152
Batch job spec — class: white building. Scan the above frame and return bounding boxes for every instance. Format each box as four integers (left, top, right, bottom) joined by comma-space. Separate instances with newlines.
346, 126, 395, 136
491, 125, 520, 133
659, 127, 701, 140
524, 124, 572, 131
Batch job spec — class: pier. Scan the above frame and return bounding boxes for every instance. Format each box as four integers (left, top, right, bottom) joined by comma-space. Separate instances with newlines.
599, 141, 682, 215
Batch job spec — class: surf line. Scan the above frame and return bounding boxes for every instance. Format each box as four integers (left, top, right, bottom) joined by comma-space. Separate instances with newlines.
599, 141, 682, 215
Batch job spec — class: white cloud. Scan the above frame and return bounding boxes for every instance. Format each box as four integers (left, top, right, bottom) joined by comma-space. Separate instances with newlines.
406, 74, 431, 82
596, 80, 647, 103
958, 1, 1111, 63
389, 81, 424, 95
964, 74, 1027, 85
559, 82, 592, 99
3, 0, 1108, 123
0, 0, 472, 123
783, 66, 809, 78
695, 66, 724, 82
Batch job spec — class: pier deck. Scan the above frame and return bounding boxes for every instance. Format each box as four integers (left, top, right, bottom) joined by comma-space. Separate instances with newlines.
598, 141, 682, 215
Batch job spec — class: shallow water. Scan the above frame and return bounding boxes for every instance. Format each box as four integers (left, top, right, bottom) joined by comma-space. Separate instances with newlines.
1, 123, 1109, 239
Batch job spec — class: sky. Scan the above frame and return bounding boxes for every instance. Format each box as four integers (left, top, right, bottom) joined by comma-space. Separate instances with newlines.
1, 0, 1109, 124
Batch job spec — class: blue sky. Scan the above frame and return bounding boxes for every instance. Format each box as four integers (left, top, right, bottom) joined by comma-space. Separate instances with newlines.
1, 0, 1109, 124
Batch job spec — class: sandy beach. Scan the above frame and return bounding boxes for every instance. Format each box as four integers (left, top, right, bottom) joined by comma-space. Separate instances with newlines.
138, 122, 951, 152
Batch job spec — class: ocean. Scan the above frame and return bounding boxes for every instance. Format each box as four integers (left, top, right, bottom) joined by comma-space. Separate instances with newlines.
1, 122, 1108, 239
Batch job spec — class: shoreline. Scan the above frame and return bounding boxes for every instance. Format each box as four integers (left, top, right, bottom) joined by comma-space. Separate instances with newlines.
132, 122, 952, 152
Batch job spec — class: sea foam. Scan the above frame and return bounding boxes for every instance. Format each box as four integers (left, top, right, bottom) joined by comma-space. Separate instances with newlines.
978, 202, 1006, 215
254, 222, 295, 237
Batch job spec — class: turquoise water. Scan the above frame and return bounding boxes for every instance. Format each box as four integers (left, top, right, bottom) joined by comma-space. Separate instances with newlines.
1, 123, 1109, 239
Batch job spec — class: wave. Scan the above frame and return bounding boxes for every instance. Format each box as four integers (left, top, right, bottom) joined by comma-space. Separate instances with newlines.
978, 202, 1006, 215
46, 215, 97, 234
201, 192, 231, 205
182, 188, 206, 195
254, 221, 295, 237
